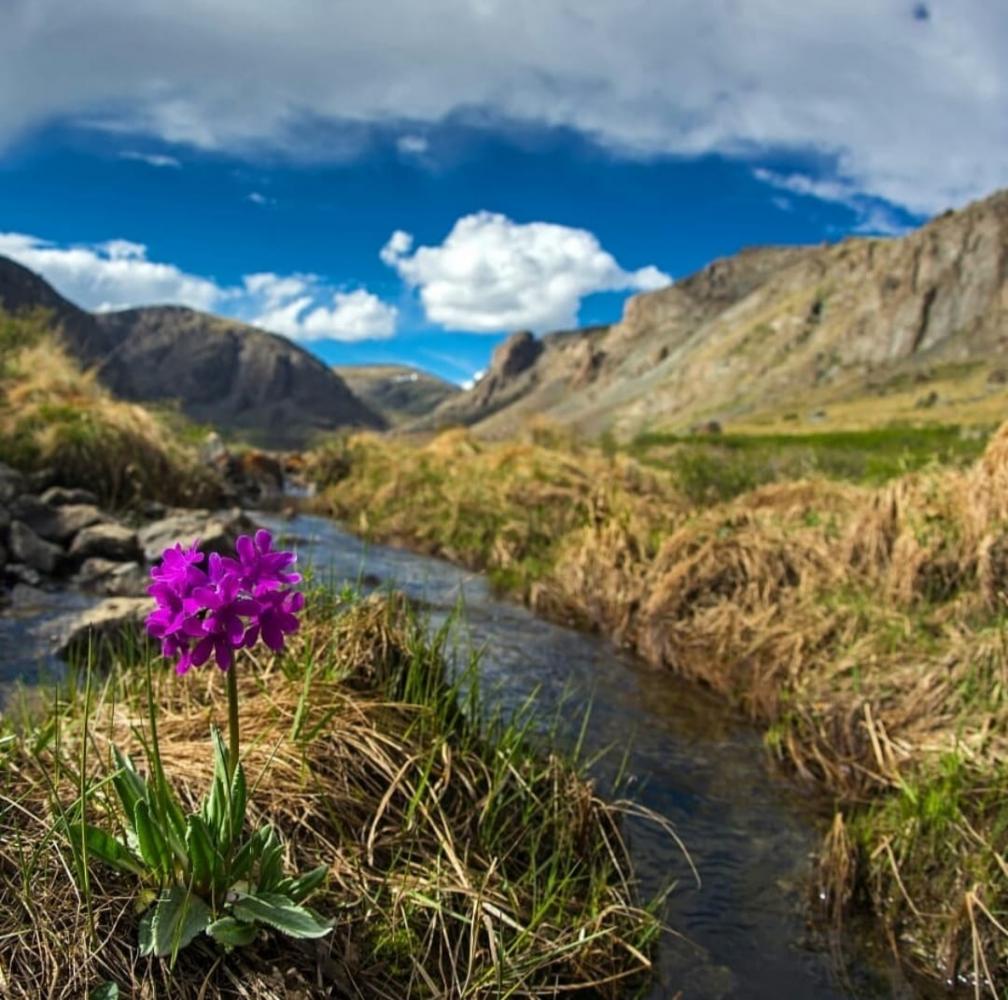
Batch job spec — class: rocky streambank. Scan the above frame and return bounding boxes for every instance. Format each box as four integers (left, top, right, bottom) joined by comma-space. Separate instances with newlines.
0, 461, 258, 665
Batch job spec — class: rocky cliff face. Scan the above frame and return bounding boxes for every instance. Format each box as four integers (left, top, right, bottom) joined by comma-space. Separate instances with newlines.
417, 189, 1008, 437
0, 258, 384, 447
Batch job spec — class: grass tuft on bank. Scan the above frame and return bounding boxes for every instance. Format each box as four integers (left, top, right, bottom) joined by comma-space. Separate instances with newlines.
310, 423, 1008, 991
0, 309, 222, 507
0, 589, 663, 999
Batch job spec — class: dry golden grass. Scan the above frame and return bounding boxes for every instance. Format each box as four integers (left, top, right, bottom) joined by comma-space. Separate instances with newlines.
313, 421, 1008, 989
0, 593, 665, 999
0, 313, 222, 507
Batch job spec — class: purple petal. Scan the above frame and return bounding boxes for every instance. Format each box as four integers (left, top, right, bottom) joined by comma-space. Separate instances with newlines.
236, 535, 255, 564
191, 636, 214, 667
261, 616, 285, 651
214, 638, 234, 671
254, 529, 273, 553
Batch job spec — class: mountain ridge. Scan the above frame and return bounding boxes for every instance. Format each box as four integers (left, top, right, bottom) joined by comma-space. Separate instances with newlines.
412, 190, 1008, 437
0, 257, 385, 447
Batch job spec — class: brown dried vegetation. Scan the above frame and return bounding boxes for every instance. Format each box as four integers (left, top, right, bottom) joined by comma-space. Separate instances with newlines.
314, 423, 1008, 990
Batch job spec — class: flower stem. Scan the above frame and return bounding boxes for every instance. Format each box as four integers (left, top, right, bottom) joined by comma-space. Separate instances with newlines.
226, 664, 240, 781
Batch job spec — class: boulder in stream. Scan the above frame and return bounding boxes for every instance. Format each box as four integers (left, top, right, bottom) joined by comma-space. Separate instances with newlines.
9, 520, 63, 575
56, 596, 154, 662
76, 558, 148, 597
69, 523, 142, 562
137, 509, 253, 563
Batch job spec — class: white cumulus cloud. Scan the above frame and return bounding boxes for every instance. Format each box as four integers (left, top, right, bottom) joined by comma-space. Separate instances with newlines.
248, 282, 398, 342
0, 232, 397, 341
0, 231, 222, 312
381, 212, 669, 332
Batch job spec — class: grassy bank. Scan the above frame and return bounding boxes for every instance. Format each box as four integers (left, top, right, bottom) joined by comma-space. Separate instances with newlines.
311, 425, 1008, 990
0, 589, 663, 998
628, 424, 990, 504
0, 309, 222, 507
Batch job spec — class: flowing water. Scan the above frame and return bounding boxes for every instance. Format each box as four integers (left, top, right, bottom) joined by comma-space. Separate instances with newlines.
1, 512, 922, 998
260, 513, 918, 1000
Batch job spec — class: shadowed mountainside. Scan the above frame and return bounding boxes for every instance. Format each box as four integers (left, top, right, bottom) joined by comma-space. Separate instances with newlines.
332, 363, 460, 426
413, 189, 1008, 438
0, 257, 384, 448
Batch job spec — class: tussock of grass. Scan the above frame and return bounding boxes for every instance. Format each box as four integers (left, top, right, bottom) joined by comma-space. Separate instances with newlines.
312, 423, 1008, 990
0, 591, 664, 998
307, 430, 683, 600
0, 310, 222, 507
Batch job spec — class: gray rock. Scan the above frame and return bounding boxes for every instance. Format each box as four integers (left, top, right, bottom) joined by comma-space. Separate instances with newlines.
69, 523, 141, 562
77, 558, 148, 597
52, 504, 108, 543
9, 496, 107, 543
56, 597, 154, 662
10, 582, 46, 606
9, 520, 63, 574
40, 486, 99, 507
138, 509, 254, 563
0, 462, 26, 503
6, 563, 42, 587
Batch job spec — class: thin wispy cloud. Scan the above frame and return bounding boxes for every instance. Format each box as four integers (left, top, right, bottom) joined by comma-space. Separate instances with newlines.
118, 150, 182, 169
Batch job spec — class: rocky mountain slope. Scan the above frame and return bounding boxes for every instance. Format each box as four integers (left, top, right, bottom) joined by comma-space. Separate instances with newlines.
414, 190, 1008, 438
332, 364, 459, 426
0, 257, 384, 447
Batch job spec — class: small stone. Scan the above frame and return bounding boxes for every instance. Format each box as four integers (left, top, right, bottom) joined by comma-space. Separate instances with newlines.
56, 597, 154, 662
69, 523, 141, 562
6, 563, 43, 587
76, 558, 148, 597
9, 521, 63, 575
0, 463, 26, 503
40, 486, 99, 507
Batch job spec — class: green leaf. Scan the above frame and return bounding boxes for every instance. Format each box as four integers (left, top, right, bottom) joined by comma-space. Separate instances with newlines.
229, 832, 259, 884
256, 827, 283, 892
275, 864, 328, 904
207, 916, 258, 949
111, 747, 148, 823
138, 907, 155, 956
150, 885, 212, 959
231, 891, 333, 940
68, 822, 144, 877
133, 800, 170, 878
91, 983, 119, 1000
185, 815, 218, 891
155, 783, 188, 860
229, 760, 247, 839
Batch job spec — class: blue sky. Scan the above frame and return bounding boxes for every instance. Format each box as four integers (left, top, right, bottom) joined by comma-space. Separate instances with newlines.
0, 2, 1003, 383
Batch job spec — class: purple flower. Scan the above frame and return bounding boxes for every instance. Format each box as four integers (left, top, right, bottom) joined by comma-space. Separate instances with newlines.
145, 532, 303, 675
244, 588, 305, 651
221, 529, 301, 595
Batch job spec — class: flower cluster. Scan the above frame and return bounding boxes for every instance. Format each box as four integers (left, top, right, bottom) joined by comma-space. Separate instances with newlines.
146, 529, 304, 674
